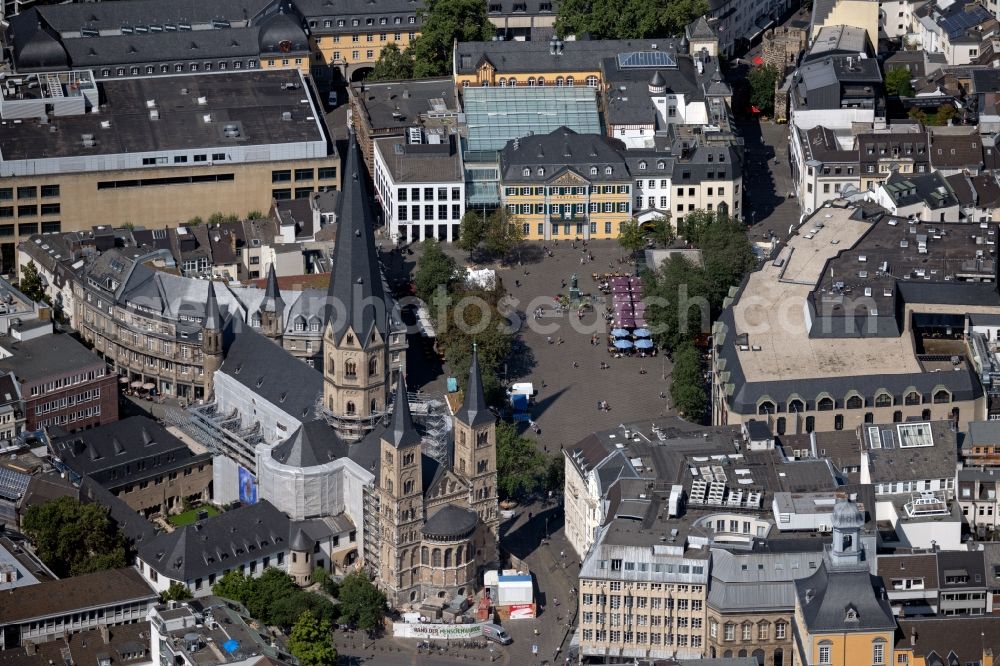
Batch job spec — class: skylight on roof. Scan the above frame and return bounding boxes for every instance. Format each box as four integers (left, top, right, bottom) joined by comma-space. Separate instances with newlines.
617, 51, 677, 70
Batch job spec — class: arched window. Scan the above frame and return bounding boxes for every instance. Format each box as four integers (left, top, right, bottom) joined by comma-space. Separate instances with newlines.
537, 167, 545, 176
846, 395, 863, 409
788, 399, 805, 413
431, 548, 441, 567
444, 549, 452, 567
834, 414, 844, 430
817, 396, 834, 411
805, 416, 815, 432
345, 360, 357, 377
776, 417, 786, 435
605, 166, 613, 175
368, 356, 378, 375
590, 167, 598, 176
346, 401, 356, 415
327, 356, 334, 375
904, 391, 921, 405
758, 400, 775, 415
421, 547, 428, 564
566, 76, 574, 86
657, 160, 665, 169
639, 161, 647, 170
555, 76, 564, 86
509, 78, 518, 86
586, 75, 598, 87
498, 77, 506, 87
455, 547, 463, 566
528, 77, 536, 86
537, 77, 545, 86
874, 392, 892, 407
933, 389, 951, 403
773, 647, 784, 666
921, 408, 931, 420
893, 410, 903, 422
371, 399, 378, 413
522, 168, 531, 177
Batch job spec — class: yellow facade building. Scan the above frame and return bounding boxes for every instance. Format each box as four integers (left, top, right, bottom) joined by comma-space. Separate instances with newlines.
498, 128, 633, 241
793, 499, 897, 666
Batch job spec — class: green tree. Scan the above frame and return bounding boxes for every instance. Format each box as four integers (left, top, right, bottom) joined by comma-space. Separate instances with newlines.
649, 214, 675, 248
212, 569, 253, 603
747, 64, 779, 117
670, 342, 707, 422
697, 213, 756, 307
483, 207, 525, 261
414, 239, 458, 301
270, 591, 337, 629
643, 255, 709, 353
186, 216, 204, 226
556, 0, 707, 39
336, 571, 387, 632
17, 260, 44, 302
288, 610, 338, 666
885, 67, 914, 97
545, 454, 564, 493
617, 218, 646, 255
496, 421, 547, 500
160, 581, 194, 603
22, 497, 127, 577
409, 0, 494, 78
246, 210, 267, 220
370, 43, 415, 80
457, 210, 486, 253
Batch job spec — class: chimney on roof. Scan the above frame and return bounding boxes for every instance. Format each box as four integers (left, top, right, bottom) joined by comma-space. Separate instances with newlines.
25, 642, 36, 656
100, 625, 110, 645
910, 627, 917, 647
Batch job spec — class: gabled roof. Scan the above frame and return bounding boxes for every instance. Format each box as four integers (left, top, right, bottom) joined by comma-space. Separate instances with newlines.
795, 562, 895, 633
270, 419, 349, 467
324, 134, 390, 348
686, 15, 717, 41
204, 280, 223, 331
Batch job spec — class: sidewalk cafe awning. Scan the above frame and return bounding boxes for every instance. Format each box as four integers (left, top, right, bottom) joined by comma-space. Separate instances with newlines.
613, 339, 634, 349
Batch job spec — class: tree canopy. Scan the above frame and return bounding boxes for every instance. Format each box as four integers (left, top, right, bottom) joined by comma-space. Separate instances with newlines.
885, 67, 914, 98
670, 342, 708, 421
747, 64, 779, 117
555, 0, 707, 39
22, 497, 127, 577
336, 571, 387, 632
458, 208, 524, 263
160, 582, 194, 603
211, 568, 336, 629
288, 611, 338, 666
408, 0, 494, 77
370, 43, 414, 80
414, 239, 458, 302
18, 261, 44, 303
495, 421, 548, 500
617, 219, 646, 255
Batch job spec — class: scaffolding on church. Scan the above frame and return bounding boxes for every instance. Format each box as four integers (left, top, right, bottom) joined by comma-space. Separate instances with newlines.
164, 402, 264, 472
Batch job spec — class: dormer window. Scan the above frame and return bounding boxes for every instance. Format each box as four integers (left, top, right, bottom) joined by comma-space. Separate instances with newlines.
845, 606, 859, 622
590, 166, 598, 176
638, 161, 647, 170
605, 166, 613, 175
657, 161, 665, 169
537, 167, 545, 176
523, 167, 531, 177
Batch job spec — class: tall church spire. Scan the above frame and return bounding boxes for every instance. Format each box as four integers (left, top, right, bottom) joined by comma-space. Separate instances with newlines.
387, 376, 420, 448
456, 344, 492, 427
262, 263, 285, 314
325, 132, 387, 348
204, 280, 223, 331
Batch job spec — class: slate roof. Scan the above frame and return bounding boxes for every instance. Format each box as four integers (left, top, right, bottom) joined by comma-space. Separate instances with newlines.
422, 504, 478, 539
878, 553, 940, 589
930, 133, 985, 170
967, 420, 1000, 447
0, 567, 156, 624
864, 420, 957, 484
795, 563, 895, 633
324, 133, 394, 347
270, 419, 349, 467
219, 326, 322, 422
499, 127, 628, 182
351, 77, 458, 132
386, 376, 420, 449
708, 547, 824, 612
455, 346, 494, 428
139, 500, 291, 581
936, 550, 987, 589
454, 38, 678, 76
0, 333, 104, 381
79, 475, 158, 546
261, 264, 285, 315
51, 416, 211, 488
686, 16, 717, 41
897, 616, 1000, 666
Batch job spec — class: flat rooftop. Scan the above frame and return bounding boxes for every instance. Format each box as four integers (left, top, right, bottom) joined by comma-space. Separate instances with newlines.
375, 136, 462, 183
0, 70, 325, 161
0, 332, 104, 381
352, 77, 458, 132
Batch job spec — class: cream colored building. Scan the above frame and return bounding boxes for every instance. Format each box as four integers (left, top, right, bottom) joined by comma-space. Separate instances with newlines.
712, 203, 990, 433
810, 0, 880, 52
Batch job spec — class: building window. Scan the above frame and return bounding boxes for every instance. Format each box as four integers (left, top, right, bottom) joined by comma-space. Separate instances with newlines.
818, 643, 831, 664
873, 640, 885, 665
724, 624, 734, 641
775, 622, 786, 640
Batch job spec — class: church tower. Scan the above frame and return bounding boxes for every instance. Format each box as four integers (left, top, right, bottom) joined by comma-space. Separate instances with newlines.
202, 281, 224, 399
259, 264, 285, 340
829, 496, 865, 568
322, 133, 406, 440
453, 346, 499, 563
376, 377, 424, 604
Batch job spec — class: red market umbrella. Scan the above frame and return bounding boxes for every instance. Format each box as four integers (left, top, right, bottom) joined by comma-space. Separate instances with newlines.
752, 55, 763, 66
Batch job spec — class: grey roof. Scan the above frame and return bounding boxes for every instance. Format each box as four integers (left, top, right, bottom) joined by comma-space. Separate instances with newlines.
53, 416, 211, 489
140, 500, 291, 581
324, 134, 391, 347
422, 504, 479, 539
351, 77, 458, 132
897, 617, 1000, 666
804, 25, 870, 62
936, 550, 986, 589
375, 136, 463, 184
708, 547, 824, 612
386, 376, 420, 449
79, 475, 158, 546
455, 346, 494, 427
795, 563, 895, 633
454, 39, 679, 75
967, 420, 1000, 447
270, 419, 349, 467
219, 326, 322, 421
204, 281, 223, 332
290, 527, 314, 551
686, 16, 717, 41
0, 333, 104, 381
262, 264, 285, 315
864, 421, 957, 484
498, 127, 628, 182
0, 71, 325, 161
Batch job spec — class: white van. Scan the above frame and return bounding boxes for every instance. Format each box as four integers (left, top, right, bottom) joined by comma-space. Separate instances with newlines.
482, 623, 513, 645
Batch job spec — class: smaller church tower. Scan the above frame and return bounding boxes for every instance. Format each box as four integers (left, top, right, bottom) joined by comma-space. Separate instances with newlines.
829, 496, 865, 568
376, 377, 424, 604
259, 264, 285, 340
453, 345, 499, 563
202, 281, 224, 399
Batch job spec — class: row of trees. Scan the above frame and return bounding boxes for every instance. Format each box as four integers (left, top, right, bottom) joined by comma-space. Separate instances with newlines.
212, 568, 338, 630
370, 0, 707, 80
642, 210, 755, 421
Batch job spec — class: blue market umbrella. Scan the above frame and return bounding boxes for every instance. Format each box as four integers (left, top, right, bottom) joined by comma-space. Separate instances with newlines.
613, 339, 634, 349
635, 338, 654, 349
633, 328, 651, 338
611, 328, 630, 337
222, 640, 239, 654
